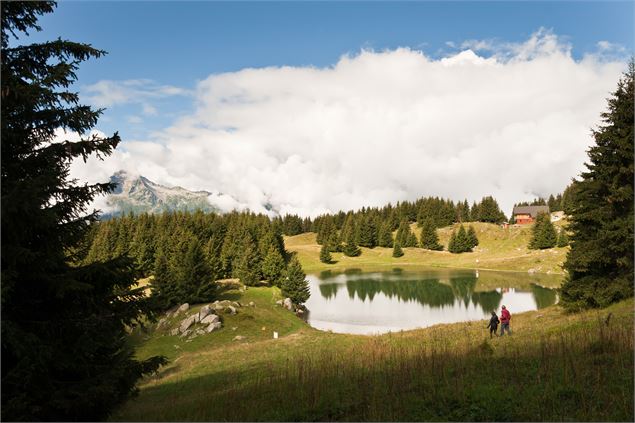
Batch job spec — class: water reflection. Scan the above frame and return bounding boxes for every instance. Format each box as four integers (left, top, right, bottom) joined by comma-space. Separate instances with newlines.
306, 269, 560, 335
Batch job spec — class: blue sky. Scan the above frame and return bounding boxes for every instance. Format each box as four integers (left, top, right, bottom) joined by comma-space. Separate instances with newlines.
22, 1, 634, 140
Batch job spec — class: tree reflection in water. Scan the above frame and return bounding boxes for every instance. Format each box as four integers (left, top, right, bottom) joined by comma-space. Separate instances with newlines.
316, 271, 557, 312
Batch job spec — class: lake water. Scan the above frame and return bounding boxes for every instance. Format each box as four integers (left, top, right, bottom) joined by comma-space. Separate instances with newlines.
304, 268, 561, 335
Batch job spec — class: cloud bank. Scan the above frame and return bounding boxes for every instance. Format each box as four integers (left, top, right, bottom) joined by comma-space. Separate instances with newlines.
71, 30, 627, 218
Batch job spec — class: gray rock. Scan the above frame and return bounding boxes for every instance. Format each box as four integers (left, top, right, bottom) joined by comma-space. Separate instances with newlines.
179, 329, 192, 338
201, 314, 220, 325
225, 305, 237, 315
178, 303, 190, 313
283, 298, 294, 311
232, 301, 241, 308
276, 299, 283, 306
206, 321, 222, 333
170, 328, 179, 336
198, 305, 213, 321
232, 335, 245, 341
249, 301, 255, 307
179, 315, 197, 333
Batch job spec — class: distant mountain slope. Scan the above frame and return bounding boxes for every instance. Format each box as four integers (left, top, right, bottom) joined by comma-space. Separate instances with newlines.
103, 171, 219, 216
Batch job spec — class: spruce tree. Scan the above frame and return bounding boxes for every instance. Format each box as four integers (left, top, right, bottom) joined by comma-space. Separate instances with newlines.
448, 231, 458, 253
419, 219, 443, 250
456, 224, 471, 252
319, 244, 332, 264
282, 257, 310, 304
561, 64, 634, 309
326, 229, 341, 252
342, 226, 361, 257
392, 241, 404, 258
182, 237, 215, 303
1, 3, 165, 420
235, 238, 261, 286
556, 229, 569, 248
262, 246, 286, 286
528, 213, 557, 250
377, 221, 394, 248
467, 225, 479, 249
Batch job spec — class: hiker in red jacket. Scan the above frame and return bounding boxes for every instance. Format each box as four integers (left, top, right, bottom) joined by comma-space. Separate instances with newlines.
500, 305, 512, 336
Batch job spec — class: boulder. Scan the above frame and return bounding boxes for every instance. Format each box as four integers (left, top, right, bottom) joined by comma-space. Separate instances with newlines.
177, 303, 190, 313
179, 329, 192, 338
206, 321, 222, 333
283, 298, 294, 311
225, 305, 237, 315
179, 315, 197, 333
232, 335, 245, 341
232, 301, 241, 308
249, 301, 255, 307
275, 300, 283, 306
199, 305, 213, 321
170, 328, 179, 336
200, 314, 220, 325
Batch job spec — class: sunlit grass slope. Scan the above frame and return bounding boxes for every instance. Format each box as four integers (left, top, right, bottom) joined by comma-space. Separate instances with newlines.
112, 287, 633, 422
286, 221, 569, 274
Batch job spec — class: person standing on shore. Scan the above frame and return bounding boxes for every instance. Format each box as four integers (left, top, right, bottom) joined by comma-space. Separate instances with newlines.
486, 311, 500, 338
500, 305, 512, 336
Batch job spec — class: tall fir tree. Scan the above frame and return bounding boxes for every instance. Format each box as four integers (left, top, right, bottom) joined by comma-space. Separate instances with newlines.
262, 246, 286, 286
556, 229, 569, 248
234, 236, 261, 286
377, 221, 394, 248
342, 224, 361, 257
448, 225, 472, 253
282, 257, 311, 304
392, 241, 404, 258
466, 225, 479, 249
561, 64, 634, 310
528, 212, 557, 250
319, 244, 332, 264
419, 219, 443, 250
1, 3, 165, 420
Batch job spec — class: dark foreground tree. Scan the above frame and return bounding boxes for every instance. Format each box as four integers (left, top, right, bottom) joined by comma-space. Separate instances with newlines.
282, 257, 311, 304
561, 63, 634, 310
1, 3, 165, 420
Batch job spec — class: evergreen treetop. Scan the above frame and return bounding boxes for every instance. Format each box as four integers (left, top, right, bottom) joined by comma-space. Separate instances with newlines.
561, 63, 634, 310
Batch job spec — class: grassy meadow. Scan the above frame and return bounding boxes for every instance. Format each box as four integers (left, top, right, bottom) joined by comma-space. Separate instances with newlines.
286, 221, 569, 274
111, 220, 634, 422
112, 284, 634, 421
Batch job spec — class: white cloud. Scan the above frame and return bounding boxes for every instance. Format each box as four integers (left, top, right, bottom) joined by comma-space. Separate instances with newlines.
82, 79, 191, 117
127, 115, 143, 124
71, 30, 627, 218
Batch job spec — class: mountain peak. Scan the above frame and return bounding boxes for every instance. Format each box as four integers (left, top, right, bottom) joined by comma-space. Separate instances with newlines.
104, 171, 218, 217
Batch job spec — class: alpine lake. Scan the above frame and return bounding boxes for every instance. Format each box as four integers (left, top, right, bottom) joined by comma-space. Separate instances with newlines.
304, 268, 561, 335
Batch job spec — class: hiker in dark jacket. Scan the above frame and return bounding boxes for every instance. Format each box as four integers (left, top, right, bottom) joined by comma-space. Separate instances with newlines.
486, 311, 500, 338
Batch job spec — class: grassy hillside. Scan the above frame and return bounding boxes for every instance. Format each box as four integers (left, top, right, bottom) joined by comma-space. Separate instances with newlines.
112, 286, 633, 421
286, 221, 569, 274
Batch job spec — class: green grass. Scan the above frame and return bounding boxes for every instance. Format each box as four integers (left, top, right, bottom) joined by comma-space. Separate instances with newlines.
286, 222, 569, 275
112, 285, 634, 422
